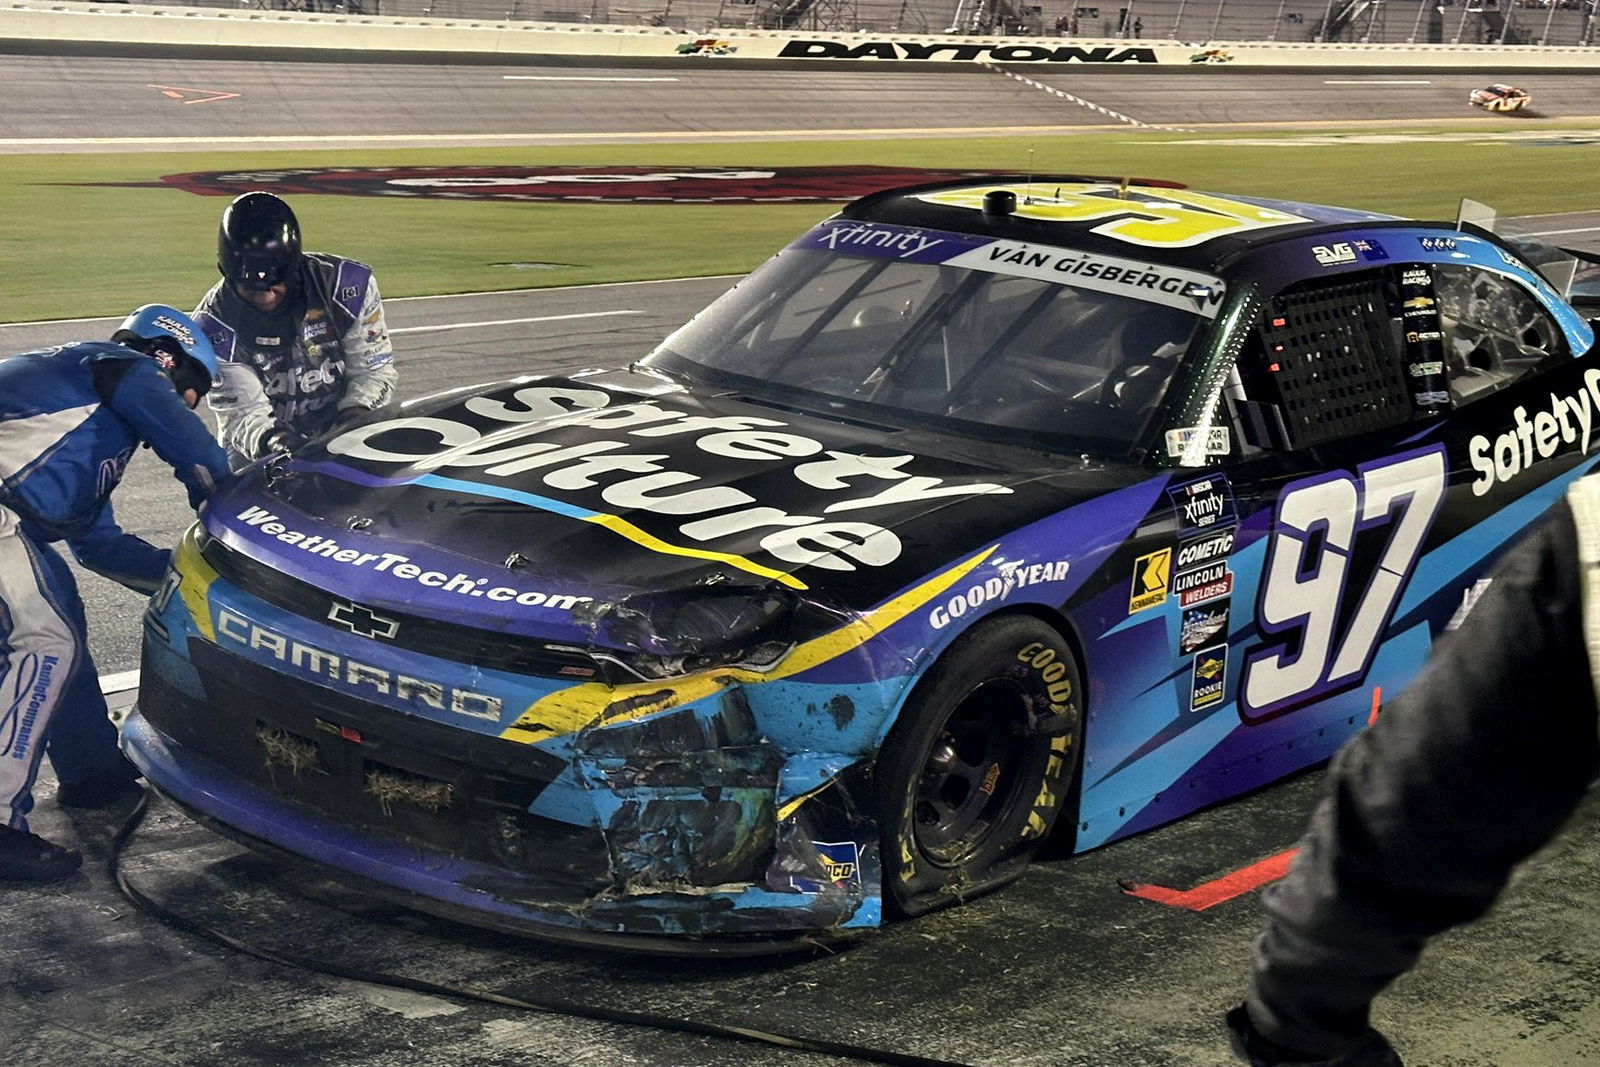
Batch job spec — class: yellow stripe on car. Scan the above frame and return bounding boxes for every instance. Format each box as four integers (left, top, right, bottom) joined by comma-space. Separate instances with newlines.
500, 544, 1000, 745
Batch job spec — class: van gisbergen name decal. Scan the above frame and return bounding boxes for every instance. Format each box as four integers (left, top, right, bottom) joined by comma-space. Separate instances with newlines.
776, 40, 1158, 63
325, 386, 1014, 582
795, 220, 1226, 316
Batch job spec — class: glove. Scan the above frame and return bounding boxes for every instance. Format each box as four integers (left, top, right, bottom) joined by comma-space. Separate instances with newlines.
260, 427, 308, 458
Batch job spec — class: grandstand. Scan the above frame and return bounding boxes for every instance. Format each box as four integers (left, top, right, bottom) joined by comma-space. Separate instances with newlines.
196, 0, 1598, 46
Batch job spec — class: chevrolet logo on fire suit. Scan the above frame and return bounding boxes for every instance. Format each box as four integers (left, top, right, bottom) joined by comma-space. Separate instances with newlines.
327, 601, 401, 640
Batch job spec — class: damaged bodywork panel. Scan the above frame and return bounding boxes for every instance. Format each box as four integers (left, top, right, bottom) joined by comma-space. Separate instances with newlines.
129, 177, 1599, 950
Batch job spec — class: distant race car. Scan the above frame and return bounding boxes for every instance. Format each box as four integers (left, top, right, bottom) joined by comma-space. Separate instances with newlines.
129, 177, 1598, 953
1470, 83, 1531, 112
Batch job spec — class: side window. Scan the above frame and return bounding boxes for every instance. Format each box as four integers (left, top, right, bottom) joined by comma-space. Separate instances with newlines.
1233, 271, 1414, 450
1434, 264, 1569, 403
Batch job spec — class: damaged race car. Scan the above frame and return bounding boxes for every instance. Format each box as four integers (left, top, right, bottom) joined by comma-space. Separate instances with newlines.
129, 178, 1599, 953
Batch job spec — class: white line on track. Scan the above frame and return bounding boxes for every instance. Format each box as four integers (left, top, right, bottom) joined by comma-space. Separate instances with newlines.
389, 310, 645, 334
101, 669, 139, 695
1322, 79, 1432, 85
1519, 225, 1600, 237
502, 75, 680, 82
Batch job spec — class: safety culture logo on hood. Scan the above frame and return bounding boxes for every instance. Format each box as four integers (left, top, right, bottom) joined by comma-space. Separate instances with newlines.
324, 385, 1016, 586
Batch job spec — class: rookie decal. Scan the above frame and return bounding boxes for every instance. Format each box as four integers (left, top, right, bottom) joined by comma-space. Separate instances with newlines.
1190, 645, 1228, 710
777, 40, 1158, 63
1468, 367, 1600, 495
1179, 605, 1229, 655
118, 166, 1008, 204
1129, 548, 1172, 613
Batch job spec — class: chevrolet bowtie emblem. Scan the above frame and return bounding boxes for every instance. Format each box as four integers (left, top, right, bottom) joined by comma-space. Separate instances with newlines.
327, 601, 400, 640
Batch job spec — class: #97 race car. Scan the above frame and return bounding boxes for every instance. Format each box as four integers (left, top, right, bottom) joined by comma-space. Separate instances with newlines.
129, 177, 1599, 952
1469, 83, 1531, 112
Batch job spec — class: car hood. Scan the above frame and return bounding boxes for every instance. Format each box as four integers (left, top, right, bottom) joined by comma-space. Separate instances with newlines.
202, 369, 1149, 648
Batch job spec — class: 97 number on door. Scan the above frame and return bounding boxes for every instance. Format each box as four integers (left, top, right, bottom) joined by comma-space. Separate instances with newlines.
1241, 447, 1447, 722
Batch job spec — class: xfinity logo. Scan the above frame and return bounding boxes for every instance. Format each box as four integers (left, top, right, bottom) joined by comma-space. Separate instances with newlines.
328, 601, 400, 640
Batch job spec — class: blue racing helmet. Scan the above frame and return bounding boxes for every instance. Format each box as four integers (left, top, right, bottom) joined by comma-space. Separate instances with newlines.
112, 304, 219, 377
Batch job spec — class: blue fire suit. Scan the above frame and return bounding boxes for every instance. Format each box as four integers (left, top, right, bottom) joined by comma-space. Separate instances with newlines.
0, 342, 230, 830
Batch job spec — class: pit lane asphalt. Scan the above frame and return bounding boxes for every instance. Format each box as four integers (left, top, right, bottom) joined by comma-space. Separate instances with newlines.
7, 46, 1600, 1067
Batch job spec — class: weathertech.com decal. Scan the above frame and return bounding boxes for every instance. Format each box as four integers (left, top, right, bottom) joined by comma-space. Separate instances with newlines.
94, 166, 1007, 203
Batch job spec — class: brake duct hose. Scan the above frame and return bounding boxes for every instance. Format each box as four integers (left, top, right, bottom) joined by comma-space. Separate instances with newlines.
108, 792, 982, 1067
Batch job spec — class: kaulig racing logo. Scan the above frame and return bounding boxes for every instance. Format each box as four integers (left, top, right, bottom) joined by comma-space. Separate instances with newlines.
326, 385, 1014, 579
1469, 367, 1600, 496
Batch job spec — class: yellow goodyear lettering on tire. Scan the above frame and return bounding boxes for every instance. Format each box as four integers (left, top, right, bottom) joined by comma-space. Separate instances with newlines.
1017, 641, 1077, 706
500, 545, 1001, 745
173, 524, 219, 643
1023, 734, 1073, 840
918, 184, 1310, 248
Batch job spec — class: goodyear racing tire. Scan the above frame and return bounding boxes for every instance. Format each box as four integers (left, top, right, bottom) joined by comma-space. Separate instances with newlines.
877, 616, 1083, 919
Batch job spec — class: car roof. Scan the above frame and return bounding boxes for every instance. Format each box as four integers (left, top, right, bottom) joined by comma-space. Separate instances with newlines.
838, 176, 1414, 269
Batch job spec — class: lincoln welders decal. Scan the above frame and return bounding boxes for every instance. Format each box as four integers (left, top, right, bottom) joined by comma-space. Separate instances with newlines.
93, 166, 1008, 203
776, 39, 1158, 63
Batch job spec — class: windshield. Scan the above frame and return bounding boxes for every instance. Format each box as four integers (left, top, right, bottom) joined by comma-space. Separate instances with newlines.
643, 220, 1220, 454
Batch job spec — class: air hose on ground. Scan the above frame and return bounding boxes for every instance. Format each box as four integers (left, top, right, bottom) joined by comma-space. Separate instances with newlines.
107, 792, 981, 1067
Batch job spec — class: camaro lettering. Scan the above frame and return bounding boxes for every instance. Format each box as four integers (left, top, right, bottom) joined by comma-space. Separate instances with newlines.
328, 392, 1013, 573
216, 609, 503, 721
1468, 368, 1600, 496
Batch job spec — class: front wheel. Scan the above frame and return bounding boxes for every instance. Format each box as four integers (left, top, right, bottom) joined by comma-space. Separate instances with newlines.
876, 616, 1083, 918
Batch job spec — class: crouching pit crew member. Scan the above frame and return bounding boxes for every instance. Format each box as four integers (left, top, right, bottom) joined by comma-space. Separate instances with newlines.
194, 190, 398, 468
0, 305, 230, 882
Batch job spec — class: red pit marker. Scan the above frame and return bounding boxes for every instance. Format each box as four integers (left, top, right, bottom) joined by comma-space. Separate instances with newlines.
1121, 848, 1298, 911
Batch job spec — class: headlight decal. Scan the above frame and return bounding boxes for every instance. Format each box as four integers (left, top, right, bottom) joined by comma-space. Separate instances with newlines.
499, 544, 997, 744
173, 523, 220, 643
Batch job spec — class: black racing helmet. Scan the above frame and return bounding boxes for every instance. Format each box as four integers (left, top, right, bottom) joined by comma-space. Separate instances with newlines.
218, 191, 302, 291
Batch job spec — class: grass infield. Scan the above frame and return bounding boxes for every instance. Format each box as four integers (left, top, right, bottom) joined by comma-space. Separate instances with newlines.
4, 124, 1597, 323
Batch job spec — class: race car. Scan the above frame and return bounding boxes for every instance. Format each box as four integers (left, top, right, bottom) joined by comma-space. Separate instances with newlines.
128, 178, 1598, 952
1469, 83, 1531, 112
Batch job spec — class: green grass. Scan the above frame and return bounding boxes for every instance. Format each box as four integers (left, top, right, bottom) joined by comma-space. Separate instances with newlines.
6, 124, 1599, 323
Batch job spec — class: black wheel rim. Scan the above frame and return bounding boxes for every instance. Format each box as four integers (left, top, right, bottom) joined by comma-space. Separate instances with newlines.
912, 678, 1033, 865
